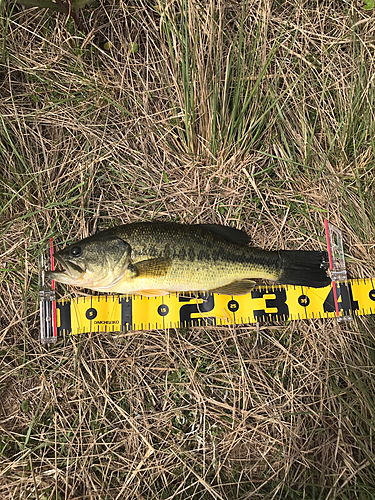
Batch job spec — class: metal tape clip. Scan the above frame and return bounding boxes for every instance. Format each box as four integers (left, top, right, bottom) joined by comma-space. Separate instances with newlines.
324, 220, 352, 323
39, 238, 58, 343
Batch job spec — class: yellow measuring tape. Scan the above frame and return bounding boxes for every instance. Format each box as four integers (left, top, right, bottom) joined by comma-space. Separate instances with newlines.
55, 279, 375, 337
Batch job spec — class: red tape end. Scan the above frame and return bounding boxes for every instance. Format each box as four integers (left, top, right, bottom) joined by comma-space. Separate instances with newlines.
50, 237, 57, 337
324, 220, 340, 318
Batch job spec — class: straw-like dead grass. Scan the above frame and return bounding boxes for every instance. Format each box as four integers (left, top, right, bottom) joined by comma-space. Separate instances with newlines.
1, 0, 375, 498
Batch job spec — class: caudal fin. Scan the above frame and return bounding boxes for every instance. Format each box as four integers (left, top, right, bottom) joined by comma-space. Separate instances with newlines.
277, 250, 331, 288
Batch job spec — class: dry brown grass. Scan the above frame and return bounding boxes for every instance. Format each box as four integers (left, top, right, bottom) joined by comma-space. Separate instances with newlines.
1, 0, 375, 498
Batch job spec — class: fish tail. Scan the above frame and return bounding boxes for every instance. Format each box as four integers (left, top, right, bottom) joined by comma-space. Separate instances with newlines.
276, 250, 330, 288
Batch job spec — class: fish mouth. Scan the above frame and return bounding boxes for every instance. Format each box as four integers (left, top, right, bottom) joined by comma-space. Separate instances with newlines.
52, 255, 84, 279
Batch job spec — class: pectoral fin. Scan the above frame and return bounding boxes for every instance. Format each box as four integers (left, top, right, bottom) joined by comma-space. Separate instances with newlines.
134, 258, 171, 277
209, 279, 256, 296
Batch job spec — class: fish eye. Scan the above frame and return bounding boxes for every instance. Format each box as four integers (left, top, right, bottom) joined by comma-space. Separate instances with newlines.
70, 246, 82, 257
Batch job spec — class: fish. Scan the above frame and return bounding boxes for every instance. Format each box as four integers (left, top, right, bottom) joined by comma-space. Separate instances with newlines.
46, 222, 331, 296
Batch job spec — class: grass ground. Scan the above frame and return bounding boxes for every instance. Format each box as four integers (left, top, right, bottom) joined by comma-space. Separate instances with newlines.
1, 0, 375, 498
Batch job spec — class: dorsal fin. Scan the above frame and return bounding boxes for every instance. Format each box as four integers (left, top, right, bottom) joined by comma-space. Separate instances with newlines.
197, 224, 251, 246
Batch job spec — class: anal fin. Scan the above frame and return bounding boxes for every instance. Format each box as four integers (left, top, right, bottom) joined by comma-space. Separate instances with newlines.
133, 290, 169, 297
209, 279, 256, 296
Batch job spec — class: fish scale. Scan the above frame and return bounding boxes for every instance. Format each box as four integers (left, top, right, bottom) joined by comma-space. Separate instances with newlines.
100, 223, 281, 293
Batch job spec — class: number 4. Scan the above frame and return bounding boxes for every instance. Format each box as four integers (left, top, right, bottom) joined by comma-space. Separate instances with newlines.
323, 283, 359, 314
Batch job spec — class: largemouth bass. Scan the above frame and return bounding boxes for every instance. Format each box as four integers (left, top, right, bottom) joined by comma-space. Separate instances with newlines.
46, 222, 330, 295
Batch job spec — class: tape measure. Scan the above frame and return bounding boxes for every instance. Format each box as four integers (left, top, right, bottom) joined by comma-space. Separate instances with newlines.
39, 221, 374, 343
53, 279, 374, 337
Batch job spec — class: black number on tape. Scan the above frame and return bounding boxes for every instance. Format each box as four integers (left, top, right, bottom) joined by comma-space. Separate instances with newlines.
57, 301, 72, 336
298, 295, 310, 307
120, 297, 133, 331
228, 300, 239, 312
252, 288, 289, 321
86, 308, 97, 320
179, 293, 216, 328
323, 283, 359, 314
158, 304, 169, 317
